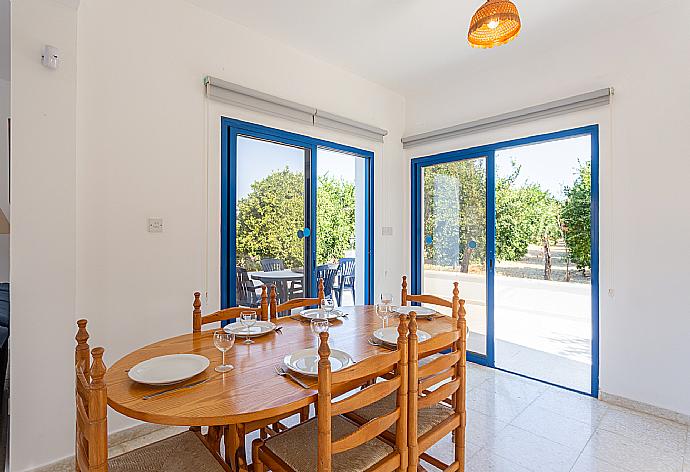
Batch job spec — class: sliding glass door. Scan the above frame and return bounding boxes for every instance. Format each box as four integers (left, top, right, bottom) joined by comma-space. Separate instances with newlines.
222, 119, 374, 311
234, 136, 311, 304
411, 126, 599, 396
493, 136, 594, 392
420, 156, 490, 358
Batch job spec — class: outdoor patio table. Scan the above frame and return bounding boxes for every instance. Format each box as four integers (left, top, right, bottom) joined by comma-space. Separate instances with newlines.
105, 306, 454, 471
249, 269, 304, 302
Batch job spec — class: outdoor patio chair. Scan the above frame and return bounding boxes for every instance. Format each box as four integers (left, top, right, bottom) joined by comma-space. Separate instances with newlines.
260, 258, 285, 271
316, 264, 339, 301
236, 266, 264, 307
261, 258, 304, 299
333, 257, 355, 306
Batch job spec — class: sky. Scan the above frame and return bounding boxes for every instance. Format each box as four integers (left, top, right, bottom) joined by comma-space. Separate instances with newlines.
236, 136, 357, 200
236, 134, 591, 202
496, 135, 591, 200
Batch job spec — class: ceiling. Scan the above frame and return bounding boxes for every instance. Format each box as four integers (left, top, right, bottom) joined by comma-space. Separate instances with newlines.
185, 0, 674, 98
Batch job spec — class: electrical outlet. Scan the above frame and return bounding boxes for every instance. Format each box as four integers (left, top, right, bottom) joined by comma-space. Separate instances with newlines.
382, 226, 393, 236
147, 217, 163, 233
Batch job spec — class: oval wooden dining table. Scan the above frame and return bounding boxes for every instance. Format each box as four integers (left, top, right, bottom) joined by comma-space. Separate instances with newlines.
105, 305, 454, 469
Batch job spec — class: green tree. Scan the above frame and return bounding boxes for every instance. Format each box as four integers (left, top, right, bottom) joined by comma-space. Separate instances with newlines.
495, 162, 562, 279
236, 168, 305, 269
317, 174, 355, 264
236, 168, 356, 270
562, 161, 591, 271
423, 160, 486, 272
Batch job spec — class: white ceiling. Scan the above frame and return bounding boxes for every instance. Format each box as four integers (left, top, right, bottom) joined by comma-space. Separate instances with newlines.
185, 0, 674, 98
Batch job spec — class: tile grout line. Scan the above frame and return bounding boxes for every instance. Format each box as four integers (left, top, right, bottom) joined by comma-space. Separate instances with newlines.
478, 386, 550, 472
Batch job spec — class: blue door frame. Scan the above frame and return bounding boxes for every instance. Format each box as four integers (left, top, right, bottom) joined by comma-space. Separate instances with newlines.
411, 125, 600, 396
221, 118, 375, 313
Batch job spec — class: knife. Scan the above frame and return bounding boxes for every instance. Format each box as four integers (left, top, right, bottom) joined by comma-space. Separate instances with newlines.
143, 378, 209, 400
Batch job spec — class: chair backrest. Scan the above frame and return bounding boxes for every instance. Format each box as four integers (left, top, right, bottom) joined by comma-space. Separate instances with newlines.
407, 293, 467, 469
316, 265, 339, 297
316, 314, 409, 472
193, 287, 268, 333
270, 278, 325, 317
338, 258, 356, 279
401, 276, 459, 317
75, 320, 108, 472
236, 267, 254, 306
260, 258, 284, 272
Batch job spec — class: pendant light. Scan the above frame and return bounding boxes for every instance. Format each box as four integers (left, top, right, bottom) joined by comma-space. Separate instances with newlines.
468, 0, 522, 49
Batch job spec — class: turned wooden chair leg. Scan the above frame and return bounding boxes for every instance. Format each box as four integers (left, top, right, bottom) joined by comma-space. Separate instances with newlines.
456, 418, 466, 471
251, 439, 265, 472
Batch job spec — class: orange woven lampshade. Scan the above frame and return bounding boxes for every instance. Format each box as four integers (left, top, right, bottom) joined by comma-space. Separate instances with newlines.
468, 0, 521, 49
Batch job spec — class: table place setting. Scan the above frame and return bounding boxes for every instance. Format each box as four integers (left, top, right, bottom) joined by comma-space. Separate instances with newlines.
125, 352, 213, 400
277, 306, 355, 389
127, 353, 210, 386
393, 305, 444, 320
289, 297, 348, 323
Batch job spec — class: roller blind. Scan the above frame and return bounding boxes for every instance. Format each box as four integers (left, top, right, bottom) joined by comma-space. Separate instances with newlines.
205, 76, 388, 142
402, 88, 613, 149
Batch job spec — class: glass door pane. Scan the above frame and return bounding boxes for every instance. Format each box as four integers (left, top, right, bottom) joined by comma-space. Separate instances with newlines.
235, 136, 310, 307
316, 148, 367, 306
494, 136, 592, 392
421, 157, 488, 356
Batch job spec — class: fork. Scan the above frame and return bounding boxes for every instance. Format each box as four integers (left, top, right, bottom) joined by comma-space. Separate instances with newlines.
274, 365, 310, 389
368, 338, 397, 350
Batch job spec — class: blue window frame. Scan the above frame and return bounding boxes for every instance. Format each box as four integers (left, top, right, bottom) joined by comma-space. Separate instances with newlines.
221, 118, 375, 312
411, 125, 600, 396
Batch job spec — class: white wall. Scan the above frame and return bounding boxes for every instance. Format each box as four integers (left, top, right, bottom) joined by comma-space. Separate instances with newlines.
0, 78, 9, 282
404, 2, 690, 416
9, 0, 78, 471
9, 0, 405, 470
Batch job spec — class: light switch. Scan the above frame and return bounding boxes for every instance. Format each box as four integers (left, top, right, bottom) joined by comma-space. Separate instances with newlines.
382, 226, 393, 236
148, 217, 163, 233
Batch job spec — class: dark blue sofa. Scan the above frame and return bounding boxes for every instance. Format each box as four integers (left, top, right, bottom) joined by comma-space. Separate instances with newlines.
0, 283, 8, 394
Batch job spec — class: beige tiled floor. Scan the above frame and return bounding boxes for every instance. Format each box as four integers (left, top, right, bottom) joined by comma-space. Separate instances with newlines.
424, 363, 689, 472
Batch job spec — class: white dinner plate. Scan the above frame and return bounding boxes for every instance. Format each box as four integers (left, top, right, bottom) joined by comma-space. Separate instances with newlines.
128, 354, 210, 386
299, 308, 342, 320
394, 306, 437, 316
284, 348, 354, 376
373, 327, 432, 345
224, 320, 276, 338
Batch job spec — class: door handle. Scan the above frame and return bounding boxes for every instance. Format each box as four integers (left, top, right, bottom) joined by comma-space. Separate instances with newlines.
297, 228, 311, 239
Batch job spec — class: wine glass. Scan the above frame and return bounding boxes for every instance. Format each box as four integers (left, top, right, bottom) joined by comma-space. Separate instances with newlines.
310, 319, 330, 348
321, 298, 335, 317
376, 303, 391, 329
240, 312, 257, 345
380, 293, 393, 306
213, 330, 235, 373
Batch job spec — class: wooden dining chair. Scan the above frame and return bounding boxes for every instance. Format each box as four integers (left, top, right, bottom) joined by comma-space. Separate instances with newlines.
347, 283, 467, 471
193, 286, 269, 333
192, 287, 307, 471
401, 275, 459, 318
270, 278, 325, 318
74, 320, 230, 472
253, 314, 410, 472
407, 307, 466, 472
